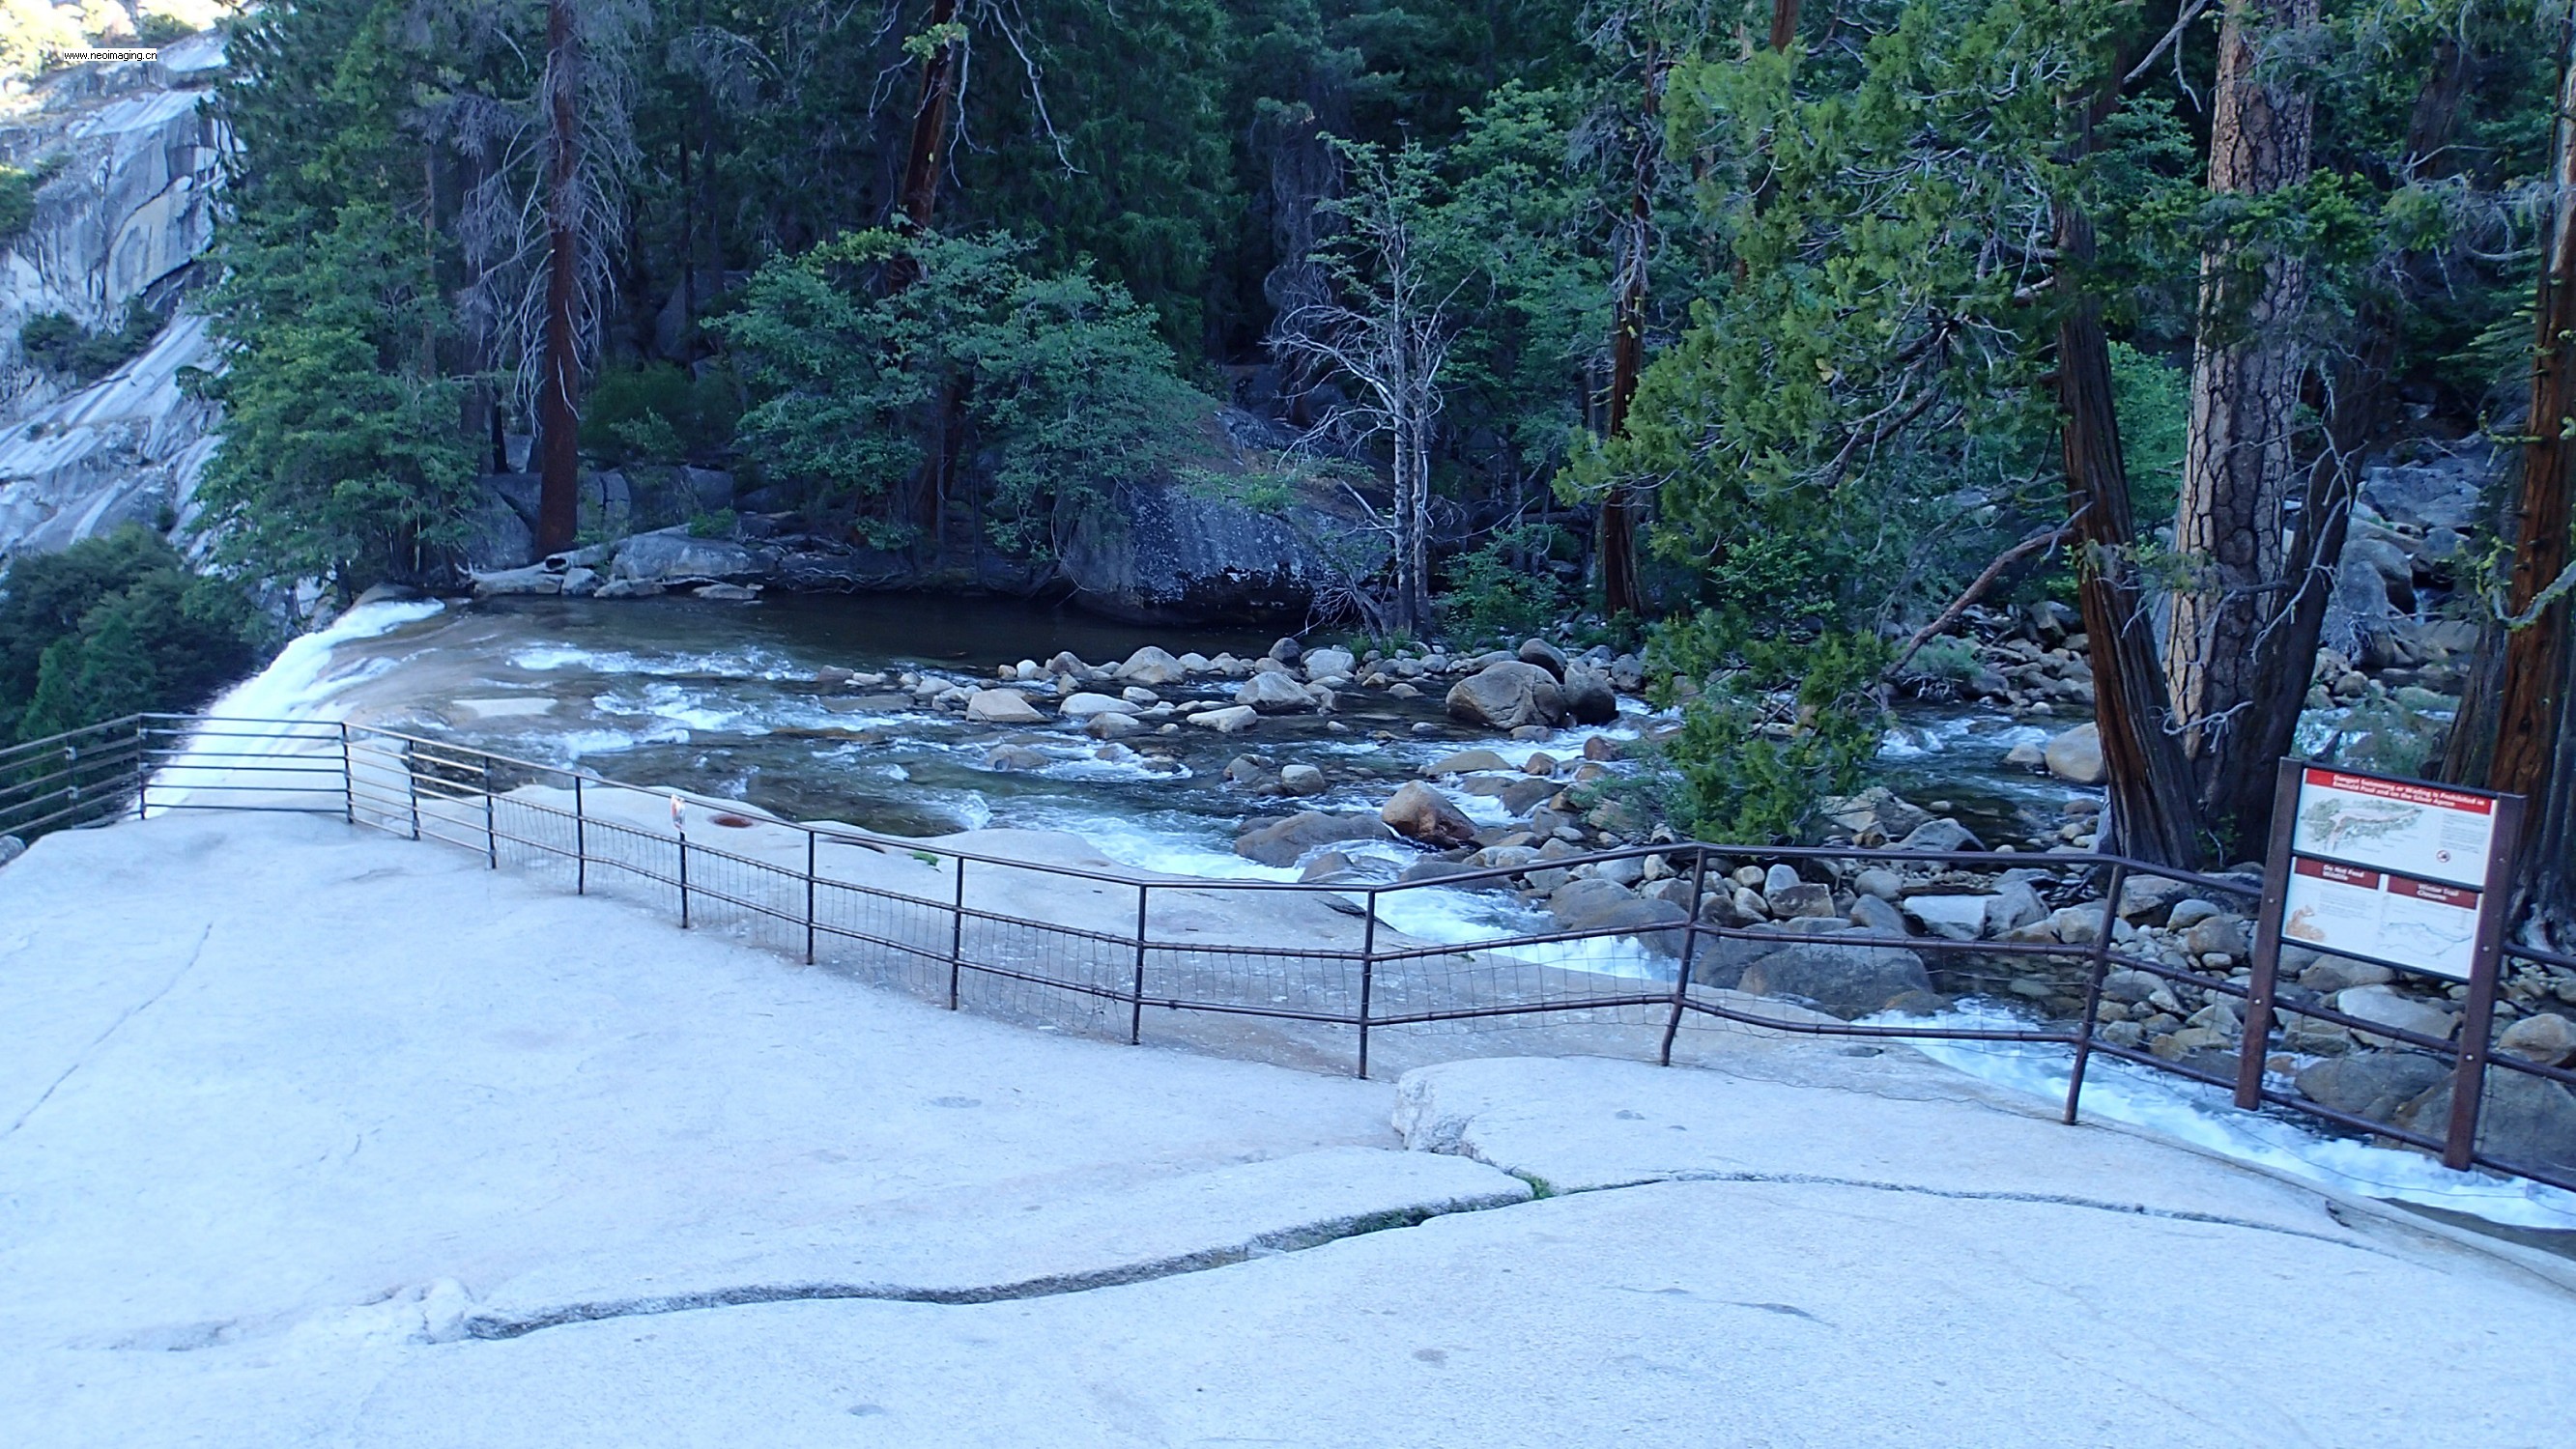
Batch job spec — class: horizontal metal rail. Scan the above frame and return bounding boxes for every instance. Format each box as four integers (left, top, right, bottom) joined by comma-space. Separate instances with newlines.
9, 711, 2566, 1203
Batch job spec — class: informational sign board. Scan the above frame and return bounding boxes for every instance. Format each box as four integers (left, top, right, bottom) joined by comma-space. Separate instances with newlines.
2273, 766, 2506, 981
2241, 760, 2523, 1170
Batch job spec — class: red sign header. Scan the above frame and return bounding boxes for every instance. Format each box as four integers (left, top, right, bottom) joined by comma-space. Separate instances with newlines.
2302, 766, 2494, 816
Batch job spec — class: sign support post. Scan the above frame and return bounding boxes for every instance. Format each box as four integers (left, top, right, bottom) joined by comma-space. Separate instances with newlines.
2445, 791, 2524, 1171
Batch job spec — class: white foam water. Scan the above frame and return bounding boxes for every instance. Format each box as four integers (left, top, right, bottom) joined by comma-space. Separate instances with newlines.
154, 600, 447, 805
1875, 1000, 2576, 1232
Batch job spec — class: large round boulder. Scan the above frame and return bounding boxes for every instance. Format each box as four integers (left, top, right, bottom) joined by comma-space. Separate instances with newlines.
1445, 662, 1567, 730
2043, 723, 2105, 785
1381, 781, 1480, 849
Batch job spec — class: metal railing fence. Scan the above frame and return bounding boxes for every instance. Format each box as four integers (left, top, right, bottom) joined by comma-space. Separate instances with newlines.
6, 711, 2570, 1200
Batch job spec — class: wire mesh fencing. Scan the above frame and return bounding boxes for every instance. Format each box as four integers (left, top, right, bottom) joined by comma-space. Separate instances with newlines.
9, 712, 2568, 1200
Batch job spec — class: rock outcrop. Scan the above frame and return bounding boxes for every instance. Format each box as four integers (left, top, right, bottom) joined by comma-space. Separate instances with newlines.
0, 37, 230, 564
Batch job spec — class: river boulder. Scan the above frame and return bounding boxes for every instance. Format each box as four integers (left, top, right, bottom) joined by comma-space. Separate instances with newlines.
1234, 811, 1393, 867
1057, 693, 1139, 721
1236, 671, 1321, 713
965, 690, 1046, 724
1381, 781, 1480, 849
1559, 664, 1618, 725
1445, 662, 1567, 730
2044, 723, 2106, 785
1115, 646, 1188, 686
1731, 939, 1935, 1020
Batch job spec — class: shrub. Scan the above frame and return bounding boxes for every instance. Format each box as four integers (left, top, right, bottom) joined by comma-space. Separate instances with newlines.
0, 157, 60, 242
1439, 524, 1574, 646
580, 360, 741, 466
0, 526, 269, 742
17, 298, 159, 382
1649, 610, 1891, 843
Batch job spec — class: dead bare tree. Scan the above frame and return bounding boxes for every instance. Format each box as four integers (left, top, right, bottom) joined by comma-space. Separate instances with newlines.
1271, 144, 1459, 638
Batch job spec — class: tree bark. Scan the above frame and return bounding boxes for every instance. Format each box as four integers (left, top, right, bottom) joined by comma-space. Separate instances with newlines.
2490, 10, 2576, 900
1597, 52, 1658, 618
1767, 0, 1802, 54
2163, 0, 2318, 790
2057, 200, 2210, 869
2201, 36, 2467, 856
897, 0, 962, 237
534, 0, 583, 557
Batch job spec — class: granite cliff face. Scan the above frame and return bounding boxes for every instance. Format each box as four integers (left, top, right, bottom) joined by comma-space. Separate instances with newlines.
0, 33, 227, 563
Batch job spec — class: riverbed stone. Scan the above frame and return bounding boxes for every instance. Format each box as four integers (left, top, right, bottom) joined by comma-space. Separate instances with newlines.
1084, 711, 1145, 741
1382, 782, 1481, 849
2043, 723, 2106, 785
2395, 1069, 2576, 1177
1426, 749, 1511, 777
1767, 882, 1837, 920
0, 836, 23, 869
1516, 638, 1570, 679
2182, 914, 2250, 961
965, 689, 1046, 724
1236, 671, 1321, 713
2166, 898, 2223, 931
1853, 867, 1903, 902
1233, 811, 1393, 867
1302, 647, 1356, 681
1847, 894, 1909, 936
1116, 646, 1188, 686
1896, 818, 1983, 853
1903, 895, 1990, 942
1559, 665, 1618, 725
2117, 874, 2192, 922
2298, 955, 2393, 993
2004, 741, 2047, 769
1057, 693, 1139, 721
1187, 704, 1261, 734
2501, 1012, 2576, 1066
2337, 985, 2460, 1047
1822, 787, 1933, 843
1732, 940, 1935, 1019
984, 745, 1052, 771
1277, 764, 1330, 797
1445, 662, 1568, 730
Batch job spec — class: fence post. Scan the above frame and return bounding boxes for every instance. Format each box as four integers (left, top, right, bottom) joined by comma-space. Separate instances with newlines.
338, 721, 355, 824
948, 856, 967, 1009
676, 821, 691, 928
2063, 859, 2128, 1126
405, 742, 420, 840
1660, 847, 1711, 1067
1357, 894, 1378, 1080
1129, 884, 1150, 1046
482, 755, 498, 869
573, 774, 587, 895
132, 721, 149, 820
804, 828, 817, 965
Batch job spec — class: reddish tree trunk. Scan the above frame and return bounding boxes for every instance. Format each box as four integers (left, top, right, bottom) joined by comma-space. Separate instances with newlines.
897, 0, 961, 237
2492, 16, 2576, 852
2055, 200, 2209, 869
534, 0, 583, 557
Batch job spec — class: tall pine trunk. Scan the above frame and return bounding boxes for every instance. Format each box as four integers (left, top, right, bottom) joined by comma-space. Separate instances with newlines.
2057, 199, 2209, 868
2163, 0, 2317, 835
2201, 37, 2467, 855
2489, 10, 2576, 932
534, 0, 583, 557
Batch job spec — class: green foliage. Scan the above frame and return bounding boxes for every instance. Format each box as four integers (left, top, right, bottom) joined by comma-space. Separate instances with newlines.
686, 508, 738, 539
581, 362, 741, 467
1903, 636, 1982, 685
1649, 611, 1891, 843
0, 527, 267, 742
193, 201, 477, 589
17, 298, 158, 382
1440, 524, 1574, 645
2107, 342, 2189, 526
0, 156, 59, 241
717, 230, 1209, 555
